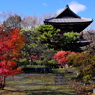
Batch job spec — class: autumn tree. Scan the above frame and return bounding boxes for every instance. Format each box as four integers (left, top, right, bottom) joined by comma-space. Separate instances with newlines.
66, 49, 95, 83
22, 15, 42, 30
75, 50, 95, 83
0, 25, 25, 89
83, 30, 95, 50
53, 51, 69, 68
21, 13, 56, 30
41, 13, 56, 24
3, 14, 22, 29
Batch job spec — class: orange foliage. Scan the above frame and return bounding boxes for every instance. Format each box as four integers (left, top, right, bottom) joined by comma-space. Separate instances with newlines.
53, 51, 68, 60
0, 26, 25, 89
53, 51, 69, 65
7, 60, 17, 67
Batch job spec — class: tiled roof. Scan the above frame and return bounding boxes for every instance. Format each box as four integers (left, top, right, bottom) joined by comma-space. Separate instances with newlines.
44, 18, 93, 23
44, 5, 93, 24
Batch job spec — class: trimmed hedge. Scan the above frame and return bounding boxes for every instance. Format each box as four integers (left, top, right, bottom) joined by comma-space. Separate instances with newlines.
22, 67, 52, 73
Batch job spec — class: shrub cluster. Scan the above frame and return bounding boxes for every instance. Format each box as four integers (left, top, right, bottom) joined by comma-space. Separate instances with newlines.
53, 50, 95, 83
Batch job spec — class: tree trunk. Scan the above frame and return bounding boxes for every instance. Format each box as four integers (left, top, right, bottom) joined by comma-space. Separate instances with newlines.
0, 76, 6, 90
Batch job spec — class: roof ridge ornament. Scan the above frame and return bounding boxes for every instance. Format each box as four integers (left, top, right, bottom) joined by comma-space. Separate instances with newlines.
66, 5, 69, 7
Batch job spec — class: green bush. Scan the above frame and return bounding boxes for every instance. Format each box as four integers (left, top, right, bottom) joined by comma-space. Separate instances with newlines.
45, 60, 58, 66
25, 65, 46, 68
83, 75, 91, 83
34, 59, 58, 67
34, 60, 45, 65
19, 58, 29, 66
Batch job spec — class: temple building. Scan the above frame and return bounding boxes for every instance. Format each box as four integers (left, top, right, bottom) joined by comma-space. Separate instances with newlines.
44, 5, 93, 48
44, 5, 93, 33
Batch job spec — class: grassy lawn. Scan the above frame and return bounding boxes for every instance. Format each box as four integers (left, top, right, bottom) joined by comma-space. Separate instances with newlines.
0, 68, 76, 95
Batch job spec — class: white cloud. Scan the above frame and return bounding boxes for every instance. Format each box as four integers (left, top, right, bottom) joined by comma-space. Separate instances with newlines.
69, 1, 86, 13
56, 9, 63, 14
56, 1, 86, 14
43, 3, 48, 6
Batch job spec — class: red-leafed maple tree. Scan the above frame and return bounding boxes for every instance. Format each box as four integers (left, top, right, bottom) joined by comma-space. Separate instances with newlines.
28, 53, 39, 65
0, 25, 25, 89
53, 51, 69, 68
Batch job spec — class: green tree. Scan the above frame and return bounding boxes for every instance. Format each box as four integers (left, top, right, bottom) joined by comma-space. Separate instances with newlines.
35, 25, 80, 51
34, 25, 60, 50
20, 30, 49, 65
64, 31, 79, 43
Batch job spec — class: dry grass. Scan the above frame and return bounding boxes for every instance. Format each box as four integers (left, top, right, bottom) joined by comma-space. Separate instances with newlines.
0, 87, 26, 95
0, 68, 76, 95
1, 68, 95, 95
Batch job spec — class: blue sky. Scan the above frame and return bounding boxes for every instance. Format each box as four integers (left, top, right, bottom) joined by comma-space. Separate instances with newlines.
0, 0, 95, 29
